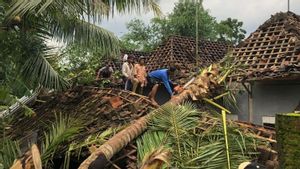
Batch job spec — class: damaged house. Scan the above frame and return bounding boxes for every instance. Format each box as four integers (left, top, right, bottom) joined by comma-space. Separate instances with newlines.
146, 35, 229, 104
229, 11, 300, 125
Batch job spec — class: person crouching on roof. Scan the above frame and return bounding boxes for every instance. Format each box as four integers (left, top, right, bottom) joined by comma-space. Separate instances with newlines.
132, 56, 147, 94
122, 54, 134, 90
96, 61, 114, 80
147, 67, 177, 105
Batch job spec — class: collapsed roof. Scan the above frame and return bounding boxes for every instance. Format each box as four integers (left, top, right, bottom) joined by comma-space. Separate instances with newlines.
146, 35, 229, 73
8, 86, 156, 146
230, 11, 300, 82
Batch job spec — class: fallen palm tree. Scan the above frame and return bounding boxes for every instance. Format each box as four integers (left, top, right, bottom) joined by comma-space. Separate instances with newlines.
3, 63, 276, 168
79, 64, 276, 168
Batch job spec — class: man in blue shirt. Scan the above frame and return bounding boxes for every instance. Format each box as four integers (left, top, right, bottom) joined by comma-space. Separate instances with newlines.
148, 67, 176, 105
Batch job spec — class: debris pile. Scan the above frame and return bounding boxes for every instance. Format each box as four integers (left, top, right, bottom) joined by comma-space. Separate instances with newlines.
8, 86, 157, 146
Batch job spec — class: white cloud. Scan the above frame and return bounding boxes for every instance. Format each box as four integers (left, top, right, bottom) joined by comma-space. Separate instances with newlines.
100, 0, 300, 37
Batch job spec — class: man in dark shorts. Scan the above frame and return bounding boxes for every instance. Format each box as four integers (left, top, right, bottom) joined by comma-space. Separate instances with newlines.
147, 67, 176, 105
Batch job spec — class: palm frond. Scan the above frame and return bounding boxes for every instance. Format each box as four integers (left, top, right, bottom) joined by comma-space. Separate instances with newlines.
49, 17, 120, 55
140, 147, 170, 169
5, 0, 161, 21
41, 113, 82, 166
108, 0, 162, 16
137, 131, 167, 164
63, 126, 124, 169
0, 138, 21, 169
141, 103, 265, 168
21, 50, 69, 90
149, 102, 199, 157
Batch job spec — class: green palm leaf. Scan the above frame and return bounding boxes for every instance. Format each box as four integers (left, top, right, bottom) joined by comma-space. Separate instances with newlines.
0, 138, 21, 169
49, 17, 120, 55
5, 0, 161, 21
41, 113, 82, 166
149, 102, 199, 157
21, 51, 69, 90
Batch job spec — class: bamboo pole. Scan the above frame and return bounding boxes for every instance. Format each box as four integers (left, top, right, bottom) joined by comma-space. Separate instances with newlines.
222, 110, 231, 169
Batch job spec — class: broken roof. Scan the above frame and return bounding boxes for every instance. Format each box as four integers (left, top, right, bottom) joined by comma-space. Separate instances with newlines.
8, 86, 156, 144
230, 11, 300, 82
146, 35, 229, 72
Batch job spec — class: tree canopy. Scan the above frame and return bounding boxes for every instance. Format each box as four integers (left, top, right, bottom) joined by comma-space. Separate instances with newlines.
0, 0, 160, 99
121, 0, 246, 51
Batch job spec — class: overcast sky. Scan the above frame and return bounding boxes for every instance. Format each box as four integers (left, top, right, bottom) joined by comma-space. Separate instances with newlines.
100, 0, 300, 38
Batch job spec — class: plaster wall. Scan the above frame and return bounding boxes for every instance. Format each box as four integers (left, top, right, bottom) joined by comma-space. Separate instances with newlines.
234, 81, 300, 125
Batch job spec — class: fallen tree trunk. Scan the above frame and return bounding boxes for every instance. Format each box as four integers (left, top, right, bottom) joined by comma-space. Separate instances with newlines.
79, 64, 276, 168
78, 65, 220, 169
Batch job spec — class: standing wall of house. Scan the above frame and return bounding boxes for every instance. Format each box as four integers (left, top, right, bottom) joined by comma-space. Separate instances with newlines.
235, 81, 300, 125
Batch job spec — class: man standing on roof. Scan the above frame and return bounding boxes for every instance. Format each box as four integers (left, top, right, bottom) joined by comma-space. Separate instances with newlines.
122, 54, 134, 90
147, 67, 177, 105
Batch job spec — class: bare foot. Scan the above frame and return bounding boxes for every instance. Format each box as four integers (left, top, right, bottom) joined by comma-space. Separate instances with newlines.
150, 99, 159, 106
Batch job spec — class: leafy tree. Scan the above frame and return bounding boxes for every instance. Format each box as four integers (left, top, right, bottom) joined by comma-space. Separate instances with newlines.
216, 18, 246, 45
168, 0, 217, 39
56, 44, 116, 86
0, 0, 160, 98
120, 19, 151, 51
121, 17, 171, 52
121, 1, 218, 51
121, 1, 246, 51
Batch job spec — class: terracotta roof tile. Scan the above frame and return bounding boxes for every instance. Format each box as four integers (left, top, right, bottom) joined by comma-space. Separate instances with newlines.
231, 12, 300, 81
146, 35, 229, 72
9, 87, 157, 141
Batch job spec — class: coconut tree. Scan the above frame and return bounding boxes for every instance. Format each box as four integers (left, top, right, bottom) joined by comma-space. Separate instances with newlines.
0, 0, 161, 96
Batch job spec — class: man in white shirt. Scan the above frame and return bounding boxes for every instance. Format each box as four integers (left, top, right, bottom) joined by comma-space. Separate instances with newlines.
122, 54, 134, 90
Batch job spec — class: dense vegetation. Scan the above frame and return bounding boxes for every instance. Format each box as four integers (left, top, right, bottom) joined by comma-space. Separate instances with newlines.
0, 0, 160, 105
121, 0, 246, 51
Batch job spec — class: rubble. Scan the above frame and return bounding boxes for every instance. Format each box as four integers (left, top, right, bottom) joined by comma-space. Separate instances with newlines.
7, 86, 157, 147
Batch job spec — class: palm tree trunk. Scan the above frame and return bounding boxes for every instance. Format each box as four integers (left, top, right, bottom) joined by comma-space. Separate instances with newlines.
78, 92, 191, 169
78, 66, 219, 169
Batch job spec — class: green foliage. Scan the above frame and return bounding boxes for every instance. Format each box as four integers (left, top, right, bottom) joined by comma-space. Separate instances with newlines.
276, 114, 300, 168
137, 103, 264, 168
168, 0, 217, 39
0, 138, 21, 169
121, 17, 170, 51
216, 18, 246, 45
56, 44, 105, 85
0, 0, 160, 106
63, 126, 124, 169
150, 103, 199, 157
137, 131, 167, 164
121, 1, 246, 51
41, 113, 82, 167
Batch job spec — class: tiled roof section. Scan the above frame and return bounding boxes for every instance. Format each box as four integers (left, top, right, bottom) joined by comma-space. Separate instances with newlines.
146, 35, 229, 72
231, 12, 300, 81
9, 86, 156, 142
120, 49, 150, 59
